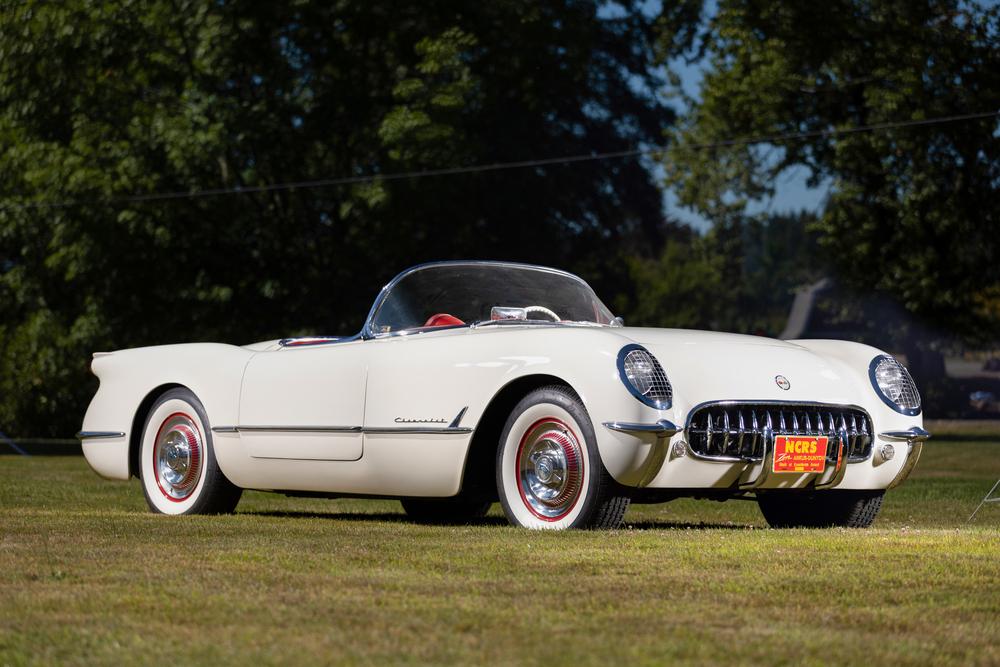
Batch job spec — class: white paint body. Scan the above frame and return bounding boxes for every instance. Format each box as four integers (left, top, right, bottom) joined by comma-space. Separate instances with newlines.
80, 324, 924, 497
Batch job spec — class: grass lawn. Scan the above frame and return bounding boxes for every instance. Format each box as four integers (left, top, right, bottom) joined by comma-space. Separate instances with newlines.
1, 428, 998, 666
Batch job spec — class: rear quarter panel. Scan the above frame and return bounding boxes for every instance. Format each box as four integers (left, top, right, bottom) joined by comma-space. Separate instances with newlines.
81, 343, 254, 479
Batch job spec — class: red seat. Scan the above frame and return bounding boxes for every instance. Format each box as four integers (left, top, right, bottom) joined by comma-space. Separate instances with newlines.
423, 313, 465, 328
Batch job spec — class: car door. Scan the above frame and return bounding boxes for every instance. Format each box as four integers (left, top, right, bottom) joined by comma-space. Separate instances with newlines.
363, 332, 479, 435
238, 340, 368, 461
359, 330, 485, 496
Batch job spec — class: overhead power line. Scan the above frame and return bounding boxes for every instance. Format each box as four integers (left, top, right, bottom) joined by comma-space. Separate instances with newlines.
1, 109, 997, 211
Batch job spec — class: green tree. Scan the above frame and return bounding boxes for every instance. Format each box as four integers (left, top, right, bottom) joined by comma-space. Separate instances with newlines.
626, 212, 821, 335
660, 0, 1000, 373
0, 1, 691, 436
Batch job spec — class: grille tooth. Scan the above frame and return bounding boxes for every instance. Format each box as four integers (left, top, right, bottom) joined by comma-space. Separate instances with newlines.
849, 415, 859, 457
736, 412, 746, 457
838, 415, 849, 457
686, 403, 873, 462
858, 418, 870, 458
705, 411, 714, 454
721, 411, 731, 454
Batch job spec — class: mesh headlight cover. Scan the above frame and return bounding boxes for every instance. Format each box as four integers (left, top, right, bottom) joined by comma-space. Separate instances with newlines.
870, 355, 921, 415
617, 345, 672, 409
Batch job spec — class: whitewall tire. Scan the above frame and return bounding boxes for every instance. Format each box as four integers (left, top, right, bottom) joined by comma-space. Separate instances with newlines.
139, 388, 242, 515
496, 385, 630, 529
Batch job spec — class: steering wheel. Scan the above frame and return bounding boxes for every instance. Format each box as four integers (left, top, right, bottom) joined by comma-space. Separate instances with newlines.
523, 305, 561, 322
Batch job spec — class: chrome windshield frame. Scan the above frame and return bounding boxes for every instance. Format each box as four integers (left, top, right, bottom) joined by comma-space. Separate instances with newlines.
360, 260, 611, 340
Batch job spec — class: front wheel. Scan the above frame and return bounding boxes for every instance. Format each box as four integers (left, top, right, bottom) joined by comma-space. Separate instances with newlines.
139, 387, 242, 515
757, 490, 884, 528
496, 385, 630, 529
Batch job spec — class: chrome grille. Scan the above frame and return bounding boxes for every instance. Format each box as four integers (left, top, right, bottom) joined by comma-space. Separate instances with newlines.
685, 403, 873, 462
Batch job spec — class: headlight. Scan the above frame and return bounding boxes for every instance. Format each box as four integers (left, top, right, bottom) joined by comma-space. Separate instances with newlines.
616, 344, 672, 409
869, 355, 921, 415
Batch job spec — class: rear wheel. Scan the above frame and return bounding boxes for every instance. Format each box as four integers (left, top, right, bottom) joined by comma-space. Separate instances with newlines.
757, 490, 884, 528
400, 497, 491, 525
496, 385, 629, 529
139, 388, 242, 515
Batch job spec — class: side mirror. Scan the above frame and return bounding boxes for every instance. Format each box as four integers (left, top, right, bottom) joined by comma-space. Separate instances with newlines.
611, 316, 625, 328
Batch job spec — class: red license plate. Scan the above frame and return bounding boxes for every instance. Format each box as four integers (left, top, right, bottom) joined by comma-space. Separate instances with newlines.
773, 435, 828, 473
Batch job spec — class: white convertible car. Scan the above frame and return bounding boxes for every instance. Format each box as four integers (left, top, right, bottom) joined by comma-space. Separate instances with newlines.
79, 261, 929, 529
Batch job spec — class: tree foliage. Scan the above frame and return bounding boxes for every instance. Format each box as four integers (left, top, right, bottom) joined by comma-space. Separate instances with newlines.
626, 212, 821, 336
0, 1, 686, 436
663, 0, 1000, 343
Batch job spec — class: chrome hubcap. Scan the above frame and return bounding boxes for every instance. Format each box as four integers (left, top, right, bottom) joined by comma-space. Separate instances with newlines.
517, 419, 583, 520
153, 414, 202, 501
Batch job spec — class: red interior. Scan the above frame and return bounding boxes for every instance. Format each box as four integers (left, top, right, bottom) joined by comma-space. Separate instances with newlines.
423, 313, 465, 328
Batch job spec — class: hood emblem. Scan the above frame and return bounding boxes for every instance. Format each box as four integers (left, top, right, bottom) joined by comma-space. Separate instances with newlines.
775, 375, 791, 391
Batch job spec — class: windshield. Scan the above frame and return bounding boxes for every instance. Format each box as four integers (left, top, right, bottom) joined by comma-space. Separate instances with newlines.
367, 263, 615, 336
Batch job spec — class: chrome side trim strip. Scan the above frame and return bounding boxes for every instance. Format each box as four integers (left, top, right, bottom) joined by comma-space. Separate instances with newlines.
211, 425, 471, 435
212, 425, 363, 434
278, 334, 361, 348
449, 406, 469, 429
879, 426, 931, 442
364, 426, 473, 435
603, 419, 680, 436
76, 430, 125, 440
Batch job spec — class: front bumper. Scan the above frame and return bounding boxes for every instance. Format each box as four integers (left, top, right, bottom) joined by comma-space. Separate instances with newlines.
600, 418, 929, 492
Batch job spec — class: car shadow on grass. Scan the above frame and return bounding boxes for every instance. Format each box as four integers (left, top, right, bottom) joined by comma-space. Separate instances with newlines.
241, 509, 511, 527
241, 509, 756, 530
623, 519, 759, 530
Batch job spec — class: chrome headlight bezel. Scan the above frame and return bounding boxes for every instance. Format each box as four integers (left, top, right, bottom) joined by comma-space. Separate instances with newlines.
868, 354, 922, 416
616, 344, 672, 410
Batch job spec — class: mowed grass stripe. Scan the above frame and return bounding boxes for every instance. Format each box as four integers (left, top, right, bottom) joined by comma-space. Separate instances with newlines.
1, 437, 998, 666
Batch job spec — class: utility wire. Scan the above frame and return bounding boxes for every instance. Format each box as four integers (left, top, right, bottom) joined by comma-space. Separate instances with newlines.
1, 109, 997, 211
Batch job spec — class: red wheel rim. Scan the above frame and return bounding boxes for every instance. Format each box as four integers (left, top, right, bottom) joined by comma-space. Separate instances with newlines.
515, 417, 584, 521
152, 412, 203, 502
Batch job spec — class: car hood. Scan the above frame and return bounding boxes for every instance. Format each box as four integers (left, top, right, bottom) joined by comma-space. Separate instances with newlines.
618, 327, 872, 411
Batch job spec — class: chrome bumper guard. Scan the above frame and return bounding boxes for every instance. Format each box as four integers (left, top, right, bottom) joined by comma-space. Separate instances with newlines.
602, 420, 680, 437
735, 434, 849, 490
881, 427, 930, 489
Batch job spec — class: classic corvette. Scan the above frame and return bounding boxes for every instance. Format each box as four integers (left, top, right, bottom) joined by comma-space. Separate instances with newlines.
79, 261, 929, 529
